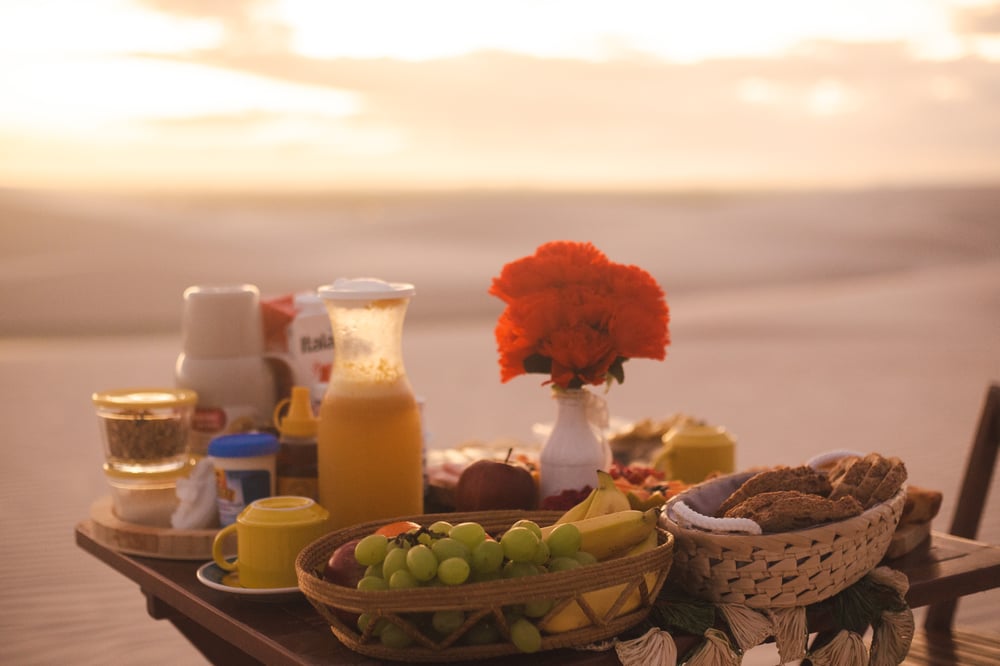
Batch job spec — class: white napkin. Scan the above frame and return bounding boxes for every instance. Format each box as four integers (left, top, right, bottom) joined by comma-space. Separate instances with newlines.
171, 457, 219, 529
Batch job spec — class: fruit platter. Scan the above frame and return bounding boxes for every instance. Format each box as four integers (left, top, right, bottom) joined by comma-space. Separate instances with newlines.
297, 474, 674, 661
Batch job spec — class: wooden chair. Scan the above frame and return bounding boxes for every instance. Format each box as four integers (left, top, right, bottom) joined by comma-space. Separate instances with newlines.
905, 383, 1000, 665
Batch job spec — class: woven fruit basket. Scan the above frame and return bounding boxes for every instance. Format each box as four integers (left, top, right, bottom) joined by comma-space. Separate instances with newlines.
659, 471, 906, 609
296, 510, 673, 662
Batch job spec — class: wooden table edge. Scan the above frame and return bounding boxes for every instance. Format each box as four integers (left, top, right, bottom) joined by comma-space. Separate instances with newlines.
76, 520, 1000, 665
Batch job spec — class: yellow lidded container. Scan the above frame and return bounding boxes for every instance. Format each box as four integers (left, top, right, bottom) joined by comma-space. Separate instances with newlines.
654, 423, 736, 484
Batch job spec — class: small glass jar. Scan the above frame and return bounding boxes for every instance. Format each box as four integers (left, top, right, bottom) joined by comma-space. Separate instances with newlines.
104, 464, 191, 527
92, 388, 197, 474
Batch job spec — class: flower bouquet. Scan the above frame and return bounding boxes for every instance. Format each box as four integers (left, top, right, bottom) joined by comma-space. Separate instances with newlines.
489, 241, 670, 498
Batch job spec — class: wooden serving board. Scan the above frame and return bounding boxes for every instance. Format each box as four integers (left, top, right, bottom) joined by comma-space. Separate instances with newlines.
88, 496, 226, 560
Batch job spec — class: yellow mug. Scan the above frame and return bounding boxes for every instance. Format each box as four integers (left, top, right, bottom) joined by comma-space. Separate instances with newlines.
212, 496, 329, 589
654, 423, 736, 484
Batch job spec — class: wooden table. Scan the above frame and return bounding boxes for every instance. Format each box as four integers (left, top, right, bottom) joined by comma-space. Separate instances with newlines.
75, 521, 1000, 666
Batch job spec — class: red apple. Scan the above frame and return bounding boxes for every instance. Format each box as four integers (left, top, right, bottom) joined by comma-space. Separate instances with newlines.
454, 450, 538, 511
323, 538, 366, 588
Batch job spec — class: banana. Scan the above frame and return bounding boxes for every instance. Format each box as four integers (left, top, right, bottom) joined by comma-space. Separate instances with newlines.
553, 469, 631, 525
542, 508, 658, 561
538, 528, 661, 634
583, 470, 632, 518
553, 486, 597, 525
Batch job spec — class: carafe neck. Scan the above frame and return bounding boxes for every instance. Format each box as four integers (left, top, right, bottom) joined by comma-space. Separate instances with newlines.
325, 297, 411, 386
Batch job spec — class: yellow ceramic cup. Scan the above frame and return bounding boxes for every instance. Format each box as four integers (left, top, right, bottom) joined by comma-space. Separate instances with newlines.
212, 496, 329, 589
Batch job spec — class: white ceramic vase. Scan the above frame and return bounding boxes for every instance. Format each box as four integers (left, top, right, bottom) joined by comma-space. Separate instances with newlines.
539, 387, 612, 500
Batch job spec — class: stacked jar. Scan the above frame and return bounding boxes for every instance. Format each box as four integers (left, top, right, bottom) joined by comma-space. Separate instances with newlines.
91, 387, 197, 527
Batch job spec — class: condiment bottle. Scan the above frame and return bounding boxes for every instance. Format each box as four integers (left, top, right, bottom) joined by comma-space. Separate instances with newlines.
175, 284, 279, 456
273, 385, 319, 502
285, 291, 334, 390
316, 278, 424, 529
208, 432, 280, 526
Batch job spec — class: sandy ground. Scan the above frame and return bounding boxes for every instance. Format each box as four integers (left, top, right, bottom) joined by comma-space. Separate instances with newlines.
1, 186, 998, 664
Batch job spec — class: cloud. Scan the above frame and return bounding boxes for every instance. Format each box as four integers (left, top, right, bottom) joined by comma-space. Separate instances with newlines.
129, 41, 996, 184
954, 5, 1000, 34
136, 0, 262, 23
6, 0, 997, 189
135, 0, 292, 54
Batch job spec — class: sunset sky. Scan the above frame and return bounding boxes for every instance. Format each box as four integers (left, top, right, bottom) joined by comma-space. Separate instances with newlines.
2, 0, 999, 190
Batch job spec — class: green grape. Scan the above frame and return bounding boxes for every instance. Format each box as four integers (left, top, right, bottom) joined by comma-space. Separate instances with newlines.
500, 526, 539, 563
462, 620, 500, 645
544, 523, 582, 559
389, 569, 419, 589
379, 623, 414, 649
470, 539, 504, 574
471, 569, 502, 583
365, 562, 384, 579
449, 522, 487, 551
523, 598, 554, 618
357, 613, 388, 636
511, 519, 543, 540
573, 550, 598, 566
509, 617, 542, 653
547, 556, 582, 573
531, 540, 550, 566
428, 520, 453, 535
357, 575, 389, 591
382, 547, 409, 580
431, 609, 465, 635
354, 534, 389, 566
503, 605, 524, 625
502, 561, 541, 579
405, 544, 438, 582
417, 531, 435, 546
431, 537, 470, 563
437, 556, 471, 585
390, 533, 414, 549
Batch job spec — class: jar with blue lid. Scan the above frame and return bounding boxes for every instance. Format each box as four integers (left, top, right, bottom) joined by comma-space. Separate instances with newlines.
208, 432, 280, 526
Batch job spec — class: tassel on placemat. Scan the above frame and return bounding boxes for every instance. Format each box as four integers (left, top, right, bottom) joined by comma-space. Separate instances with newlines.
614, 627, 678, 666
719, 603, 773, 652
867, 566, 910, 597
807, 629, 868, 666
685, 628, 741, 666
869, 609, 914, 666
768, 606, 808, 663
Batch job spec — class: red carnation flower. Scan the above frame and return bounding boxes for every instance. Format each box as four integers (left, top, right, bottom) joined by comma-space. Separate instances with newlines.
489, 241, 670, 389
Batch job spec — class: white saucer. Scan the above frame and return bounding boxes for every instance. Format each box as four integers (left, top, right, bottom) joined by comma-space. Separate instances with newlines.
196, 559, 302, 601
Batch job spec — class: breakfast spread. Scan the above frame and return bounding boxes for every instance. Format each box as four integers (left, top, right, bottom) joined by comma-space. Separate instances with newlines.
80, 245, 952, 665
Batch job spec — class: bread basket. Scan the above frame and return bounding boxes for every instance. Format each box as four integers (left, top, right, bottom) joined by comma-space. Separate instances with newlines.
659, 471, 906, 608
296, 510, 673, 661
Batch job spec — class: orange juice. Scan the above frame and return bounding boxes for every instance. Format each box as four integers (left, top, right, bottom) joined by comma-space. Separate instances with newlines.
317, 386, 424, 530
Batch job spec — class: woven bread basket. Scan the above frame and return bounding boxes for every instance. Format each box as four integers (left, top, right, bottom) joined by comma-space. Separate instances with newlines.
660, 471, 906, 609
296, 510, 673, 662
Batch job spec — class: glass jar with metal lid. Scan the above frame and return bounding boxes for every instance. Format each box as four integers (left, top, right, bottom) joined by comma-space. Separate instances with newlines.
92, 387, 197, 474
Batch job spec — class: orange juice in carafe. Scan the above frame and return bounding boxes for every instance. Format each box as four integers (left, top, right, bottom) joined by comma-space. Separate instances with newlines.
316, 279, 424, 529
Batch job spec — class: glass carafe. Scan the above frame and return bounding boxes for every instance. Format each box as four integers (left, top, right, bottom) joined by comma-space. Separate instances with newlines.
316, 278, 424, 529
